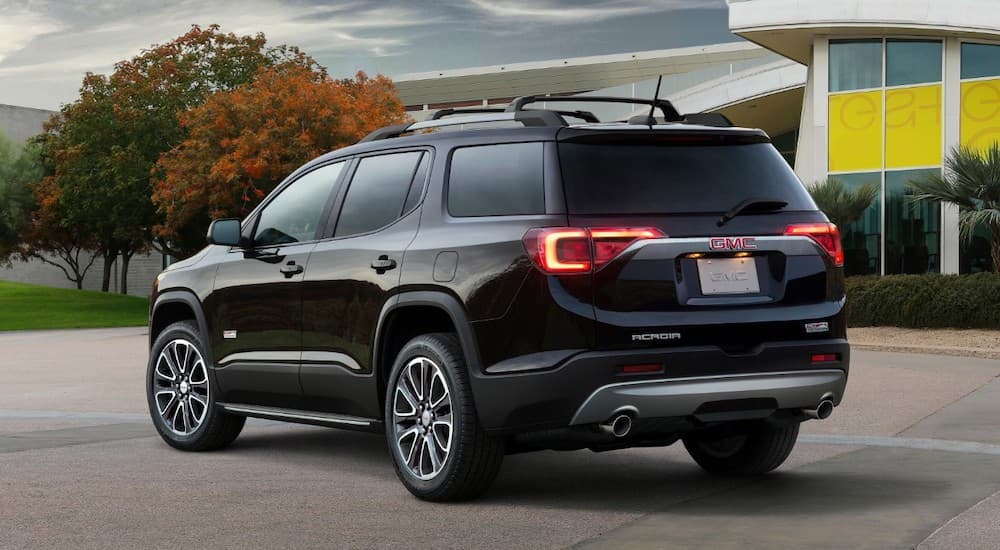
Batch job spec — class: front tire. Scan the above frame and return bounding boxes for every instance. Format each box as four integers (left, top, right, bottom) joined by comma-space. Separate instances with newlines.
147, 320, 245, 451
385, 333, 504, 501
683, 422, 799, 476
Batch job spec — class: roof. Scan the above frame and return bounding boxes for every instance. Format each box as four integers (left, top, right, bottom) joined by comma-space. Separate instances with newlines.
729, 0, 1000, 64
393, 42, 772, 108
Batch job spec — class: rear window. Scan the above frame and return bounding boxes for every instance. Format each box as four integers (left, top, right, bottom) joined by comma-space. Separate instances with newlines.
448, 142, 545, 217
558, 141, 815, 214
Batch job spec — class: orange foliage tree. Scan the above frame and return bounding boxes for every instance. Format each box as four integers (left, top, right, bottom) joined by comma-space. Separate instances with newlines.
152, 65, 406, 257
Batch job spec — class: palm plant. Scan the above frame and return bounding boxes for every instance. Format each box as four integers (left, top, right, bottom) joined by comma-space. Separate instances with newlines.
909, 144, 1000, 272
807, 178, 880, 229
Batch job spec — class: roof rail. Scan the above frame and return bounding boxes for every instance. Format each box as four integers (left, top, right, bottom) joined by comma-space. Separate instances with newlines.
507, 95, 683, 122
358, 110, 568, 143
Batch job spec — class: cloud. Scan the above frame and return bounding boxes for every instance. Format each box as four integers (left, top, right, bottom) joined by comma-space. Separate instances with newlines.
0, 6, 64, 64
463, 0, 724, 24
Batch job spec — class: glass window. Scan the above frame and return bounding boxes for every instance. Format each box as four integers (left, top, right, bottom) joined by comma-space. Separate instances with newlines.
887, 40, 942, 87
560, 142, 816, 214
885, 169, 940, 274
832, 172, 882, 276
254, 162, 344, 247
961, 43, 1000, 80
402, 153, 429, 215
830, 40, 883, 92
448, 143, 545, 217
961, 221, 993, 273
336, 152, 424, 238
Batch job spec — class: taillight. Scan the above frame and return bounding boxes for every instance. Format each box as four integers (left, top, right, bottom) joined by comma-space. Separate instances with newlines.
784, 223, 844, 267
524, 227, 664, 274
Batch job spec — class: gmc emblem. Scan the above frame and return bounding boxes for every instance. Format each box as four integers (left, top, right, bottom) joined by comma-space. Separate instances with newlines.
709, 237, 757, 250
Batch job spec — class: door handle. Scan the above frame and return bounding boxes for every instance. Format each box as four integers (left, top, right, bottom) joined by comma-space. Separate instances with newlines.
279, 261, 304, 278
371, 255, 397, 273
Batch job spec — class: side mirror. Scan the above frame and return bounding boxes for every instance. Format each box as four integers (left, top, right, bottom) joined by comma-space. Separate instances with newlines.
207, 218, 244, 247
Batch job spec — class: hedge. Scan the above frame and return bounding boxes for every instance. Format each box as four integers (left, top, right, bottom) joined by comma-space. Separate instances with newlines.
846, 273, 1000, 329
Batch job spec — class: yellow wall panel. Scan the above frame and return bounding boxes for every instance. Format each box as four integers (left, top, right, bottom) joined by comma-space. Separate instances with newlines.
961, 78, 1000, 153
829, 91, 883, 172
885, 85, 942, 168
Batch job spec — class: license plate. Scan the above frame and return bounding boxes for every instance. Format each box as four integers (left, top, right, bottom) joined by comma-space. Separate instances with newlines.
697, 258, 760, 295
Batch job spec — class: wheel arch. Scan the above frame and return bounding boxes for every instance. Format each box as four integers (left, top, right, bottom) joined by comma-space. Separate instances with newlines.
374, 291, 482, 407
150, 290, 212, 359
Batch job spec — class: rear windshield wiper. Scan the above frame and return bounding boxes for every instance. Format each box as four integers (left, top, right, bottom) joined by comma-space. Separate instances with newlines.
717, 197, 789, 227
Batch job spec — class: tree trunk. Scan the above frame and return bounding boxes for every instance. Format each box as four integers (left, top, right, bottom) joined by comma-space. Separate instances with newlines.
991, 224, 1000, 274
101, 249, 115, 292
119, 251, 132, 295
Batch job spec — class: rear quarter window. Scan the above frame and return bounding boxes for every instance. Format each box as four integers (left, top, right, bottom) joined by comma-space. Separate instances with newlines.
448, 142, 545, 217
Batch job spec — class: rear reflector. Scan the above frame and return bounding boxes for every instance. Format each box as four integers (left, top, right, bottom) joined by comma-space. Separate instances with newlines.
784, 223, 844, 267
811, 353, 838, 363
620, 364, 663, 374
524, 227, 664, 274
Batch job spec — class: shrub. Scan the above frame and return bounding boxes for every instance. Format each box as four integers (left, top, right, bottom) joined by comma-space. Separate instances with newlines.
846, 273, 1000, 329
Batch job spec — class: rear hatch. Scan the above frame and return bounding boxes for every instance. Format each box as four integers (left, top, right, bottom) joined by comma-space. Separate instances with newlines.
553, 128, 845, 352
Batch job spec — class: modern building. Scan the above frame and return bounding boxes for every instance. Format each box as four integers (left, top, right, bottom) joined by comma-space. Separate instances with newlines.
395, 0, 1000, 276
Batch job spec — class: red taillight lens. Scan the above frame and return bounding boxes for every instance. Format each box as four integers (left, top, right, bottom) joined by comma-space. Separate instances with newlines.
524, 227, 664, 274
784, 223, 844, 267
811, 353, 839, 363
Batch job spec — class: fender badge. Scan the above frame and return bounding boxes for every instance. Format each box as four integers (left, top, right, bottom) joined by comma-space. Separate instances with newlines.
223, 330, 238, 339
805, 322, 829, 334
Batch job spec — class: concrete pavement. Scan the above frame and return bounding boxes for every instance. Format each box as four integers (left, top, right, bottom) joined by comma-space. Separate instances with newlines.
1, 327, 999, 548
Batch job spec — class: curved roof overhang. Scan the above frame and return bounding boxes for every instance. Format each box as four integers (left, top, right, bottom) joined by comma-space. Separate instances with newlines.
394, 42, 771, 108
729, 0, 1000, 64
671, 59, 806, 137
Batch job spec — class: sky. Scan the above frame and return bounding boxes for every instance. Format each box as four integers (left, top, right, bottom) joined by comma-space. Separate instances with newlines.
0, 0, 735, 111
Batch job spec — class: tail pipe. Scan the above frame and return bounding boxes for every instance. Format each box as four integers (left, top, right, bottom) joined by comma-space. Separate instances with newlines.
804, 398, 835, 420
598, 412, 634, 438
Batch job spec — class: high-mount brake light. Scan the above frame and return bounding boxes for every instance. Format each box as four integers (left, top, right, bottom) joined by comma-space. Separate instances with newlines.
784, 223, 844, 267
524, 227, 664, 274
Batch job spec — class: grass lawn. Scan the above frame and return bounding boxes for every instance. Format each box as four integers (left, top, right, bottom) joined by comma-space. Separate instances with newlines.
0, 281, 149, 331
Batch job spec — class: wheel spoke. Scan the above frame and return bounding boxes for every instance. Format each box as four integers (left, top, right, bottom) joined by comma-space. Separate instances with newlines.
431, 421, 451, 453
424, 435, 442, 473
394, 384, 419, 418
429, 370, 449, 408
159, 350, 179, 380
189, 360, 208, 385
405, 361, 423, 401
180, 342, 192, 374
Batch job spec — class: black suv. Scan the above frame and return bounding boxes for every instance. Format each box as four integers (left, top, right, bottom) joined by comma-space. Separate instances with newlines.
147, 96, 849, 501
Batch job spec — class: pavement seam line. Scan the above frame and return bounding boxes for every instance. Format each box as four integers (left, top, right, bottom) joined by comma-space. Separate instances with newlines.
893, 380, 994, 437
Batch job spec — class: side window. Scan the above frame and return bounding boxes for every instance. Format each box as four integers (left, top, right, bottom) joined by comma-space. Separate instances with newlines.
402, 153, 429, 215
448, 142, 544, 217
335, 151, 424, 238
253, 162, 344, 247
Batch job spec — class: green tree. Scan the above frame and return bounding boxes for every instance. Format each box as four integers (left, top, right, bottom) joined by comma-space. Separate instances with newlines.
807, 178, 880, 228
0, 132, 43, 266
909, 144, 1000, 272
41, 24, 321, 292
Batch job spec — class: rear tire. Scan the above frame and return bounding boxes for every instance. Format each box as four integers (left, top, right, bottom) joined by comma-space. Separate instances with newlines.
147, 320, 245, 451
385, 333, 504, 501
683, 422, 799, 476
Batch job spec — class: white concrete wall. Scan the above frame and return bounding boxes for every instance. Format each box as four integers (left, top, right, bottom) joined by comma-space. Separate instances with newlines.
0, 251, 163, 297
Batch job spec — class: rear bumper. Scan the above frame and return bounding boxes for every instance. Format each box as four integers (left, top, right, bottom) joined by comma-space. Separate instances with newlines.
469, 339, 849, 432
570, 369, 845, 425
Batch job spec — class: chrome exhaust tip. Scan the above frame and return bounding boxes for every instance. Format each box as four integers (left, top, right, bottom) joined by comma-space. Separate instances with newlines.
804, 399, 834, 420
599, 413, 633, 438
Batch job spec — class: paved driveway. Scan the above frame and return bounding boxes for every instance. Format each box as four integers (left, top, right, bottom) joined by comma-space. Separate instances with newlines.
2, 327, 999, 548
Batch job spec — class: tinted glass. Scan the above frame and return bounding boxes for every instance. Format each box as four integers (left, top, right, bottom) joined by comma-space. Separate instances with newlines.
830, 40, 883, 92
885, 169, 940, 274
961, 43, 1000, 79
448, 143, 544, 217
559, 142, 815, 214
833, 172, 882, 276
254, 162, 343, 247
402, 153, 429, 214
887, 40, 941, 87
335, 151, 423, 237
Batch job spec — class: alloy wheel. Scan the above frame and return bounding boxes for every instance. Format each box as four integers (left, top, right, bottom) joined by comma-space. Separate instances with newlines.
392, 356, 454, 480
153, 339, 210, 436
